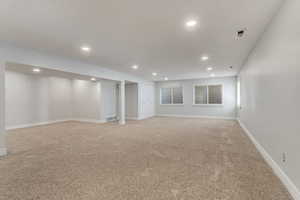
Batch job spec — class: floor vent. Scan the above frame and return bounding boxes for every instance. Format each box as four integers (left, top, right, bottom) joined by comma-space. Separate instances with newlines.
106, 116, 118, 122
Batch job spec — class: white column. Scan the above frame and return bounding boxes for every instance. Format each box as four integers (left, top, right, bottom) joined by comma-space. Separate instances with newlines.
0, 61, 7, 156
119, 80, 125, 125
137, 83, 142, 120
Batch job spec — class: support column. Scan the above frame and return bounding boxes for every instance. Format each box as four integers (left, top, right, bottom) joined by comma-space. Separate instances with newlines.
119, 80, 125, 125
137, 83, 142, 120
0, 61, 7, 156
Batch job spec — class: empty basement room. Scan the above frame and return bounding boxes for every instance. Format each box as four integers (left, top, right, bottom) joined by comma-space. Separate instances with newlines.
0, 0, 299, 199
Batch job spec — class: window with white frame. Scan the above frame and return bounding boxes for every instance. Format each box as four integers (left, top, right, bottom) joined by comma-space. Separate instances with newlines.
160, 87, 183, 105
194, 84, 223, 105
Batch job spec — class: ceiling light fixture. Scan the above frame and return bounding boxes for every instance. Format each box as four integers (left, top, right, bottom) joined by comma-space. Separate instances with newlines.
33, 68, 41, 73
164, 77, 169, 81
207, 67, 213, 71
201, 56, 209, 61
91, 77, 96, 81
185, 20, 198, 27
81, 46, 91, 52
152, 72, 157, 76
132, 65, 139, 70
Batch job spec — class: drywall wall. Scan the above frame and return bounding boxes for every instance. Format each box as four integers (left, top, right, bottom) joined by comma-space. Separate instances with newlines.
238, 0, 300, 197
5, 70, 109, 128
138, 83, 155, 119
155, 77, 237, 119
5, 71, 73, 128
48, 77, 73, 120
72, 79, 101, 121
0, 62, 6, 156
100, 80, 118, 120
125, 83, 138, 119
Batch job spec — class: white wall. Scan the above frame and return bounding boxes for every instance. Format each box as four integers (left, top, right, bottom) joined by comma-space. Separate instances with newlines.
5, 71, 116, 128
0, 62, 6, 156
72, 79, 101, 121
48, 77, 73, 120
138, 82, 155, 120
239, 0, 300, 197
125, 83, 138, 119
5, 71, 73, 128
155, 77, 237, 119
100, 80, 118, 120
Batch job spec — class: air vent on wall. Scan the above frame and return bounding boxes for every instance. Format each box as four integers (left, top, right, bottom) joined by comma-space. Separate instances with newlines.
106, 116, 118, 122
237, 28, 247, 38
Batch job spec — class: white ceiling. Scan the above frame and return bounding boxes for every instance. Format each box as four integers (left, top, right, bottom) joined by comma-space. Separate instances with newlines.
6, 62, 114, 82
0, 0, 283, 81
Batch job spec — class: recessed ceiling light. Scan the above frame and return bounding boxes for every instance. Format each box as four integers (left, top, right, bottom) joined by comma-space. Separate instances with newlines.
132, 65, 139, 70
164, 77, 169, 81
185, 20, 198, 27
210, 73, 215, 77
33, 68, 41, 73
91, 77, 96, 81
152, 72, 157, 76
81, 46, 91, 52
201, 56, 209, 61
207, 67, 213, 71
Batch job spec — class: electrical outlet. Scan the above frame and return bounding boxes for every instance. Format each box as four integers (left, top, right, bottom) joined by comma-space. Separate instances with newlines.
282, 153, 286, 163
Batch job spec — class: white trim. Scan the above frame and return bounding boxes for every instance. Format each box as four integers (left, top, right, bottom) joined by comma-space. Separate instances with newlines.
5, 119, 73, 130
119, 120, 125, 125
238, 119, 300, 200
138, 115, 155, 120
126, 115, 155, 120
105, 114, 117, 119
125, 117, 139, 120
160, 104, 185, 106
0, 147, 7, 157
192, 104, 224, 107
156, 114, 236, 120
72, 118, 107, 123
6, 118, 107, 130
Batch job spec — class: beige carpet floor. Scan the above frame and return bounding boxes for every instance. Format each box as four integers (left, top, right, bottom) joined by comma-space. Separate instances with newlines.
0, 117, 292, 200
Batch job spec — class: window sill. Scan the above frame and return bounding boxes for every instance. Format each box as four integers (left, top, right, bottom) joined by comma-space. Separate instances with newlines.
160, 104, 185, 106
192, 104, 224, 107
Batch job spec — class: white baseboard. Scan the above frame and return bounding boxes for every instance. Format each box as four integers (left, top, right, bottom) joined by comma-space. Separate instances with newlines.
72, 118, 107, 123
106, 114, 117, 119
0, 147, 7, 157
6, 118, 107, 130
238, 119, 300, 200
139, 115, 155, 120
156, 114, 236, 120
6, 119, 72, 130
126, 115, 155, 121
126, 117, 139, 120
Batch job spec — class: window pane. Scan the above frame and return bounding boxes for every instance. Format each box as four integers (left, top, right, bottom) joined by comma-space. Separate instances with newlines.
161, 88, 172, 104
173, 87, 183, 104
194, 86, 207, 104
208, 85, 222, 104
